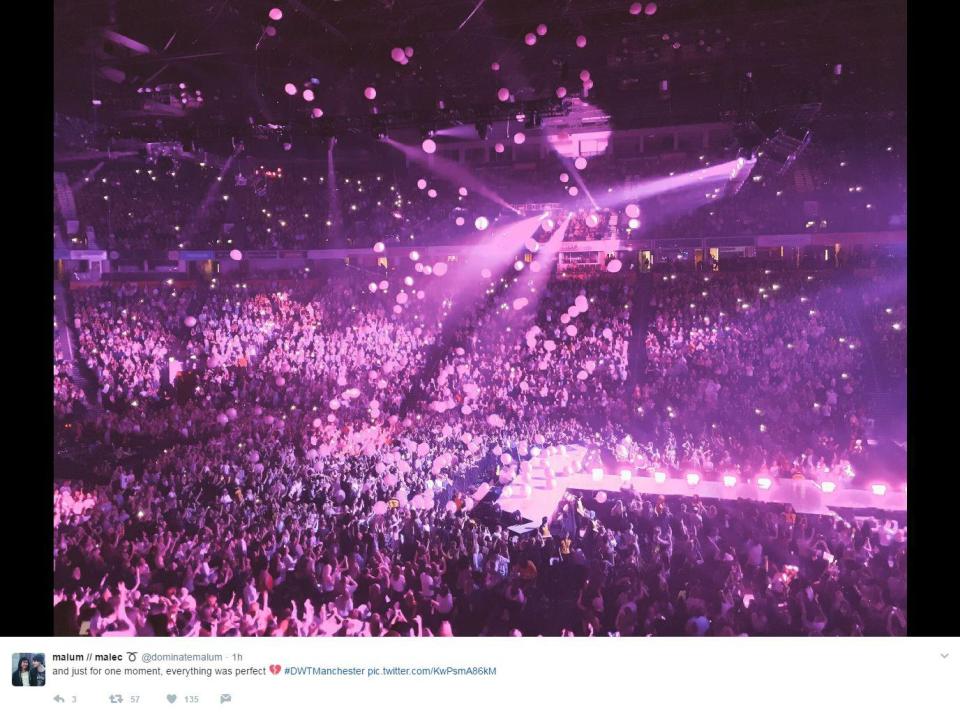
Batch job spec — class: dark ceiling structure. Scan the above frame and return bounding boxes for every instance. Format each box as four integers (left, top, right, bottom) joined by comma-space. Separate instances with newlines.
54, 0, 906, 159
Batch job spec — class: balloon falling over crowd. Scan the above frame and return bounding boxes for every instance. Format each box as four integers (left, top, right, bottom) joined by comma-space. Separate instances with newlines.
53, 259, 906, 636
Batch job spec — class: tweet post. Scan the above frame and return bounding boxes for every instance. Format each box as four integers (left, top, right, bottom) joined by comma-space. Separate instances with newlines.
2, 638, 956, 713
35, 0, 955, 714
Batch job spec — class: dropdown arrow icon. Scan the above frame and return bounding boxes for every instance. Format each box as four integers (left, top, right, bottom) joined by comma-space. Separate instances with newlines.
941, 653, 950, 658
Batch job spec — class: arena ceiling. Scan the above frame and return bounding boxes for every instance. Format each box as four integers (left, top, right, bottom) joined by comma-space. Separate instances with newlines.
54, 0, 906, 152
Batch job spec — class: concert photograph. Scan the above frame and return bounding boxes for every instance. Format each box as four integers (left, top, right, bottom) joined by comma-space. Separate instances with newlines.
51, 0, 907, 638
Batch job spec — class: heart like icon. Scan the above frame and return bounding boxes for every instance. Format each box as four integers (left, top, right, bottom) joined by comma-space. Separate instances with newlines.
269, 664, 282, 675
166, 695, 177, 703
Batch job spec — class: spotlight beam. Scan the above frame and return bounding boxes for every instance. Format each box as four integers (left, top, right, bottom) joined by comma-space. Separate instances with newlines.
70, 161, 106, 194
383, 137, 515, 213
396, 214, 544, 417
560, 158, 600, 210
326, 137, 343, 247
456, 0, 486, 31
182, 147, 242, 245
606, 158, 755, 208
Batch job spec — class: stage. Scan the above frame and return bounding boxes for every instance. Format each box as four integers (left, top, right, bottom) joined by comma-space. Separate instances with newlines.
496, 445, 907, 533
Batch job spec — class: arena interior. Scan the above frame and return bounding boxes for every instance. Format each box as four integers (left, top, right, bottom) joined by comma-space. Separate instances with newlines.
52, 0, 907, 637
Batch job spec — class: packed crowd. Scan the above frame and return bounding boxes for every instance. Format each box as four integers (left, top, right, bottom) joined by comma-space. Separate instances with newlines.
524, 490, 908, 636
54, 352, 85, 419
71, 286, 185, 407
635, 270, 869, 486
564, 209, 614, 243
53, 256, 906, 636
869, 302, 906, 381
59, 126, 905, 254
69, 158, 504, 252
860, 272, 907, 382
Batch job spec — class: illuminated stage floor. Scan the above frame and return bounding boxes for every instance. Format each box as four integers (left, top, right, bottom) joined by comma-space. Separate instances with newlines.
497, 446, 906, 531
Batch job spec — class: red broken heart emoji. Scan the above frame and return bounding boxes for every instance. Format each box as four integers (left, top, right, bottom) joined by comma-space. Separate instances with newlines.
269, 664, 282, 675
